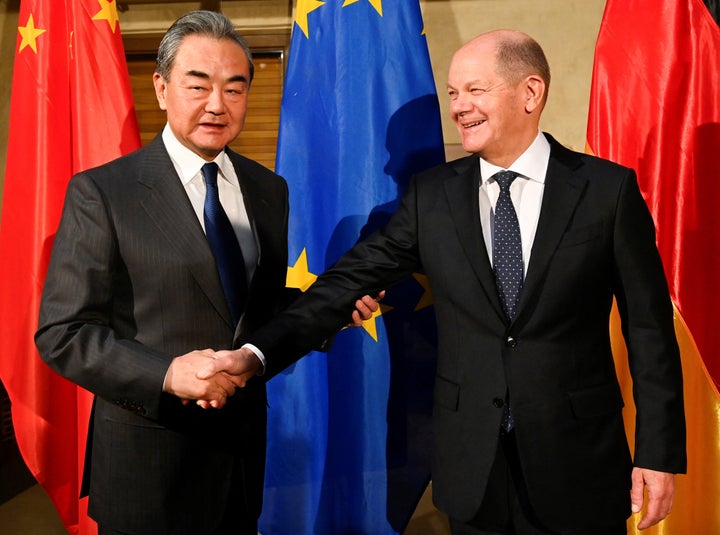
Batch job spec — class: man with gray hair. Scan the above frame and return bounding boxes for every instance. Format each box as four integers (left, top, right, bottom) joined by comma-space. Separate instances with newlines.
35, 10, 375, 534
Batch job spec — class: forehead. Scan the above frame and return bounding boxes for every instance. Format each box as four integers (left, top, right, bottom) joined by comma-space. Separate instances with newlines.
447, 42, 498, 85
172, 34, 250, 75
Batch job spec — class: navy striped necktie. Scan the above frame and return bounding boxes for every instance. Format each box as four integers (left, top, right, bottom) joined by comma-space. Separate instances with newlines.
202, 162, 248, 325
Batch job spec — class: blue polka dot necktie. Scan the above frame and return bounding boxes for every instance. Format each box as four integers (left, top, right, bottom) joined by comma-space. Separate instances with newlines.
492, 170, 524, 322
493, 170, 523, 432
202, 162, 248, 325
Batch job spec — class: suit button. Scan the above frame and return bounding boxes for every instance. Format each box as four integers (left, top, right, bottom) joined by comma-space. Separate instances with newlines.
492, 397, 504, 408
506, 336, 517, 348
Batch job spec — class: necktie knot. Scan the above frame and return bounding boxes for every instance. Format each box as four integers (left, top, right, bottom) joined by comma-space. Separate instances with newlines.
202, 162, 220, 188
493, 170, 518, 192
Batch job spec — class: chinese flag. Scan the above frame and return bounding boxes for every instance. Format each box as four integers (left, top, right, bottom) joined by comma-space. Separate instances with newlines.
0, 1, 139, 533
587, 0, 720, 532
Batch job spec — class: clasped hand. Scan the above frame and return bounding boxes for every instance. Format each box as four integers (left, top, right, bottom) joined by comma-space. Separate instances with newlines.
164, 293, 382, 409
162, 349, 248, 409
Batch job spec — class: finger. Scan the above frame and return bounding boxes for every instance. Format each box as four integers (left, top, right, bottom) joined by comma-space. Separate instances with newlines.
360, 295, 379, 313
354, 299, 371, 317
196, 399, 212, 409
638, 502, 665, 530
630, 468, 645, 515
349, 310, 363, 327
209, 393, 227, 409
223, 372, 249, 389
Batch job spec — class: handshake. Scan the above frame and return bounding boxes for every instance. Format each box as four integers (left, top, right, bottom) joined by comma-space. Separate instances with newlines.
163, 346, 262, 409
162, 293, 382, 409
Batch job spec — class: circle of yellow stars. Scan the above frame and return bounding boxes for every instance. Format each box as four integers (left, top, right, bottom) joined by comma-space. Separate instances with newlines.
296, 0, 384, 39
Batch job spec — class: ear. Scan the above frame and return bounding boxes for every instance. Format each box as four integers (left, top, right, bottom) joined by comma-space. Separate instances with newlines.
523, 75, 545, 113
153, 72, 168, 111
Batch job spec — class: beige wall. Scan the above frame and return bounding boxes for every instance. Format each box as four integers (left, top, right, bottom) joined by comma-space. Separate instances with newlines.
0, 0, 19, 219
420, 0, 606, 155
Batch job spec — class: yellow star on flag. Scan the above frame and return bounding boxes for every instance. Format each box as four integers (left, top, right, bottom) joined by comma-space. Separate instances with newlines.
359, 302, 392, 342
295, 0, 325, 39
17, 13, 46, 54
92, 0, 120, 33
412, 273, 434, 311
342, 0, 383, 16
286, 249, 318, 291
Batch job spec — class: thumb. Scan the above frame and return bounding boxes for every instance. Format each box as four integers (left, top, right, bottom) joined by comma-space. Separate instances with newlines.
195, 360, 218, 380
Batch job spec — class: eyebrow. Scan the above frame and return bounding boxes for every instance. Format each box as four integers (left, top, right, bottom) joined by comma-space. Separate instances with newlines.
185, 70, 210, 79
184, 70, 248, 84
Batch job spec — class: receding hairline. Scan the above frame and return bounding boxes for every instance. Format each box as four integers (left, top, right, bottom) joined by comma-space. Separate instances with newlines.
496, 32, 550, 88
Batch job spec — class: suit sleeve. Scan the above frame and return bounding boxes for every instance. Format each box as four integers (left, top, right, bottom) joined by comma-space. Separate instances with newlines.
612, 169, 687, 473
35, 173, 169, 420
249, 177, 425, 378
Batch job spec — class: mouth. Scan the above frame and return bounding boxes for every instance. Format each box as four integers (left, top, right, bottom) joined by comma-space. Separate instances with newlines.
461, 119, 485, 129
199, 122, 226, 132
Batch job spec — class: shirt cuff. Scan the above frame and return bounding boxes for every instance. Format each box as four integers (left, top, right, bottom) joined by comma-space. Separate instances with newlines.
241, 342, 266, 376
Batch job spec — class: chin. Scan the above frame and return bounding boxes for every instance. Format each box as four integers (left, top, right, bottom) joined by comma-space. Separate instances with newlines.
461, 142, 483, 154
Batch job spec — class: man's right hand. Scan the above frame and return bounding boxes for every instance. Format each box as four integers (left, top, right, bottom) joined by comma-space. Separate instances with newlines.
163, 349, 239, 409
196, 347, 261, 387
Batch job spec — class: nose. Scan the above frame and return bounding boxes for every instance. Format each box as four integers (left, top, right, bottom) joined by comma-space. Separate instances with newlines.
205, 87, 225, 115
449, 92, 471, 117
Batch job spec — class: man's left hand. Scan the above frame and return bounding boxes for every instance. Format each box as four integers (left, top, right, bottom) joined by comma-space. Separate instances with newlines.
630, 467, 676, 529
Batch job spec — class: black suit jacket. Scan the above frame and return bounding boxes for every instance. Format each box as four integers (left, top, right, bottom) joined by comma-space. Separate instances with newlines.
248, 134, 686, 532
36, 135, 291, 534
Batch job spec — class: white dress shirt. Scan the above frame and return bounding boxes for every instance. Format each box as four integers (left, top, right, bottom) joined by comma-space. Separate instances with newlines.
478, 131, 550, 277
162, 125, 258, 283
161, 125, 268, 372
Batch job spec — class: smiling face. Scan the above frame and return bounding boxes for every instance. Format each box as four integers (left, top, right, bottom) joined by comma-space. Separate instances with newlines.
447, 32, 545, 168
153, 34, 251, 160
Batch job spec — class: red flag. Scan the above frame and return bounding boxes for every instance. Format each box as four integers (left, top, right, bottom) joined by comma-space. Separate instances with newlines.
587, 0, 720, 532
0, 1, 140, 533
587, 0, 720, 384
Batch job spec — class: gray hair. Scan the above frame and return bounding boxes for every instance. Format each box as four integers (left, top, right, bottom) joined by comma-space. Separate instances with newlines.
496, 34, 551, 103
155, 10, 254, 83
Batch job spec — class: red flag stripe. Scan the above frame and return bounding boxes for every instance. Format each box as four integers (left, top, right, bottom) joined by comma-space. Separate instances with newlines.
587, 0, 720, 385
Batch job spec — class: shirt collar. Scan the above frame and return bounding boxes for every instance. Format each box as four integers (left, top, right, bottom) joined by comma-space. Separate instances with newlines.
479, 131, 550, 185
161, 124, 236, 188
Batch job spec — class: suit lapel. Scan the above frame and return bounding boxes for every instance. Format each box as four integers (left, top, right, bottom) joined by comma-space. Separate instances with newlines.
226, 149, 287, 339
137, 137, 234, 327
227, 152, 266, 287
444, 156, 507, 321
516, 137, 587, 323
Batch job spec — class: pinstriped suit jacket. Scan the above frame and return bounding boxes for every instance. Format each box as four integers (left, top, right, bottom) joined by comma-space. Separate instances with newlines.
36, 134, 292, 534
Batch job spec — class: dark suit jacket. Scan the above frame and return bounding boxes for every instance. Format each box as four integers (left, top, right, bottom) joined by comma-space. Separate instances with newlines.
35, 135, 291, 534
248, 134, 686, 532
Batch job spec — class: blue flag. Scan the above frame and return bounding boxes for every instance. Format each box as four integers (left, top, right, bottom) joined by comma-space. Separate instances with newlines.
261, 1, 445, 533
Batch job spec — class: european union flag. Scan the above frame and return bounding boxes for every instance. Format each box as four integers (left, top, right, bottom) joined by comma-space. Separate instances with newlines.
261, 1, 445, 533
